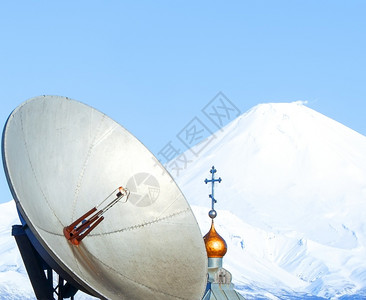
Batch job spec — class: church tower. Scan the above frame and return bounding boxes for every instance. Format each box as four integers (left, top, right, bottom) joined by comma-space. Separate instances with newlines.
202, 166, 245, 300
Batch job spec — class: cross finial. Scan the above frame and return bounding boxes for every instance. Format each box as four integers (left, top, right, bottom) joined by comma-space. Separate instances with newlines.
204, 166, 222, 219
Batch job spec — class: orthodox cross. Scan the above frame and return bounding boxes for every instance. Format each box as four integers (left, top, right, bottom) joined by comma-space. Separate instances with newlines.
204, 166, 222, 219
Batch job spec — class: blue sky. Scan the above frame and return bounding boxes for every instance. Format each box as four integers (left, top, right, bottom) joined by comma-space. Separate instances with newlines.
1, 1, 365, 203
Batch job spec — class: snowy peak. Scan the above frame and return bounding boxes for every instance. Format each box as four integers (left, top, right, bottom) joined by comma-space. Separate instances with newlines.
234, 101, 366, 179
225, 101, 365, 148
180, 101, 366, 210
181, 101, 366, 194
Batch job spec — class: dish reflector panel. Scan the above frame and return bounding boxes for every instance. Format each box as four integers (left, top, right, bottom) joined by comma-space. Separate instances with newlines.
2, 96, 207, 299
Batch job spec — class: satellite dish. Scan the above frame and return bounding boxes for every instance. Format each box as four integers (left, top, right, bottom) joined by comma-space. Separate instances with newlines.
2, 95, 207, 299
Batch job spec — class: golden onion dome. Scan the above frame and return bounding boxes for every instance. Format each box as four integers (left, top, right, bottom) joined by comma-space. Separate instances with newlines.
203, 220, 227, 258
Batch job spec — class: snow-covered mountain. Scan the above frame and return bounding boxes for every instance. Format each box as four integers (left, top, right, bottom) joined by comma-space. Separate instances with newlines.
2, 101, 366, 299
174, 101, 366, 299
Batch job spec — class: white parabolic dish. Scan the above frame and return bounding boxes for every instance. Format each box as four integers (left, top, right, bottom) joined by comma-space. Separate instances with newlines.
2, 96, 208, 300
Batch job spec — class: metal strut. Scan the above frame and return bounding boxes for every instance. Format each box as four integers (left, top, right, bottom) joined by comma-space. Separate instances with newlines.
12, 224, 80, 299
63, 186, 129, 245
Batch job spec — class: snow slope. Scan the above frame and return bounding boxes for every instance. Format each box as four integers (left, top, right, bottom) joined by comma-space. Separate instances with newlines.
0, 201, 34, 299
1, 101, 366, 299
